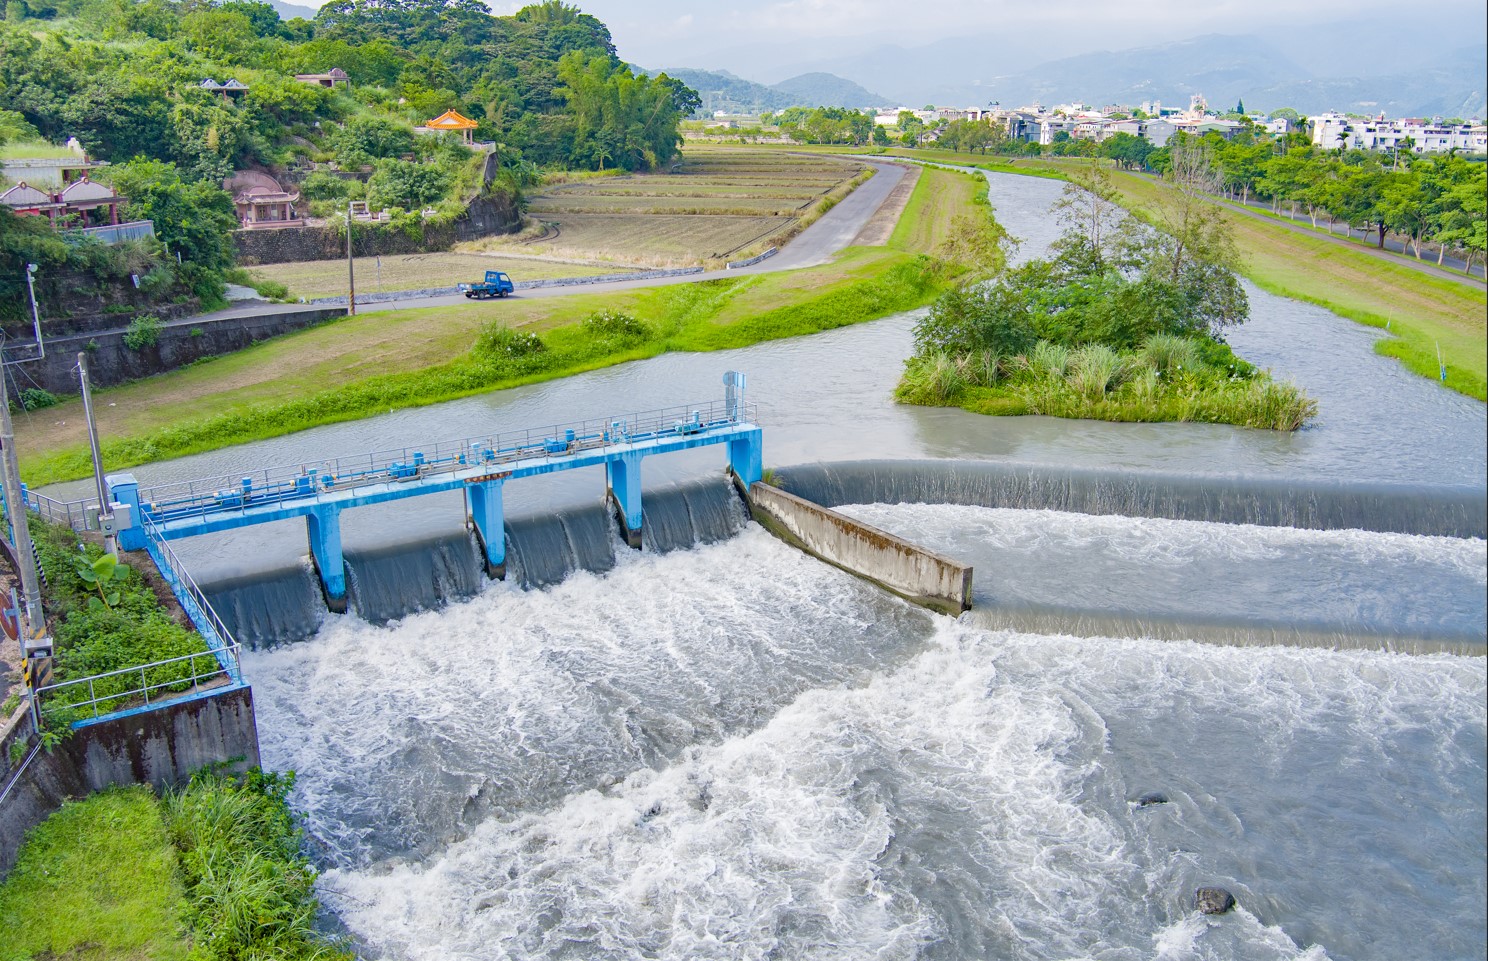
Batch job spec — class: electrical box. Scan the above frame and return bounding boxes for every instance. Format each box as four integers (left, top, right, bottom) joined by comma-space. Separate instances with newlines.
85, 503, 101, 530
108, 502, 132, 531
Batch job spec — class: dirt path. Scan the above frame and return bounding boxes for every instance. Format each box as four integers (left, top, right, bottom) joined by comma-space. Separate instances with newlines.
852, 164, 921, 247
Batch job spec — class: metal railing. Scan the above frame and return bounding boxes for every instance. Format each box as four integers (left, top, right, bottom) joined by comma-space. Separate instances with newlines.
27, 513, 244, 725
140, 513, 242, 680
21, 486, 89, 530
35, 644, 240, 723
135, 397, 759, 525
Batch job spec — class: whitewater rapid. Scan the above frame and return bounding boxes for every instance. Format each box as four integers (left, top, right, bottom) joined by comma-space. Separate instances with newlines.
244, 519, 1487, 961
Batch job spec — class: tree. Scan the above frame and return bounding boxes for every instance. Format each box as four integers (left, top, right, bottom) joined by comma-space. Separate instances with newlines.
1049, 165, 1129, 273
109, 158, 237, 272
367, 157, 451, 209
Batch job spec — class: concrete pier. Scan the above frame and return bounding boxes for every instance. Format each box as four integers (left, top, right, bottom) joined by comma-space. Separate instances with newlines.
466, 478, 508, 578
306, 505, 347, 613
741, 479, 972, 615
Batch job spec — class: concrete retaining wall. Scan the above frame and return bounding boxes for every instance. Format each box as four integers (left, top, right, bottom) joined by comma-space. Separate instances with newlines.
0, 686, 261, 876
743, 480, 972, 615
726, 247, 777, 269
18, 306, 345, 394
234, 193, 522, 266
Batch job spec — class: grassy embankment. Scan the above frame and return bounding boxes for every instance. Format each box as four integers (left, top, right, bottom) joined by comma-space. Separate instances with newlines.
6, 518, 215, 728
18, 165, 977, 487
248, 251, 622, 300
0, 773, 351, 961
847, 147, 1487, 401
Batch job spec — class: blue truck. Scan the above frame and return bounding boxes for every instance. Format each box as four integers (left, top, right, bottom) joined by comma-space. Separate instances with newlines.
459, 269, 515, 299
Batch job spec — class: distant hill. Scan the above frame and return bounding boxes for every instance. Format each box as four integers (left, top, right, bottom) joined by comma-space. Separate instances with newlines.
964, 34, 1487, 117
267, 0, 320, 21
770, 72, 884, 109
647, 67, 886, 116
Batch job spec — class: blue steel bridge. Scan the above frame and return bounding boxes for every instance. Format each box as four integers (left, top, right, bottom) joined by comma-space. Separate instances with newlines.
18, 373, 761, 726
103, 373, 761, 611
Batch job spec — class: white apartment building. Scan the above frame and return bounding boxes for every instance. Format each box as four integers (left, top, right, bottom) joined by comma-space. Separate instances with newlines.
1309, 112, 1487, 155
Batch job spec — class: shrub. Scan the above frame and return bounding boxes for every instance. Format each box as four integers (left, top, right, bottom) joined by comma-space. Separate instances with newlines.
581, 309, 652, 348
1068, 344, 1125, 400
1029, 341, 1070, 378
474, 321, 546, 359
1140, 333, 1206, 375
252, 279, 289, 300
123, 314, 163, 351
18, 387, 58, 411
165, 769, 353, 960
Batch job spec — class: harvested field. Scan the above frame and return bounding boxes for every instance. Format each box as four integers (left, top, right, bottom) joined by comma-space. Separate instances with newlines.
518, 214, 791, 263
248, 251, 618, 299
497, 147, 868, 266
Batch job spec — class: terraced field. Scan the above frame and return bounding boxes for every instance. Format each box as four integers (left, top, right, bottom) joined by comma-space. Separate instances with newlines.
493, 148, 869, 266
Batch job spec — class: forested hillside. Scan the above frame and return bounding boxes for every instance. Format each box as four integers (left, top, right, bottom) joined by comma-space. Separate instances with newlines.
0, 0, 697, 175
0, 0, 698, 324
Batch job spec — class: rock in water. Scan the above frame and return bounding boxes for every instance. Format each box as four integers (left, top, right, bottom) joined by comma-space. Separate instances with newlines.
1137, 791, 1169, 806
1195, 887, 1236, 915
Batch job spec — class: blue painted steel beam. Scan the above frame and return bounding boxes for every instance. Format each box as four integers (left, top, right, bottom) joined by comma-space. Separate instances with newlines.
145, 425, 763, 542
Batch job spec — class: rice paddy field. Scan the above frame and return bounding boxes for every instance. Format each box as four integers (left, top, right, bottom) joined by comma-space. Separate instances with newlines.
493, 148, 869, 266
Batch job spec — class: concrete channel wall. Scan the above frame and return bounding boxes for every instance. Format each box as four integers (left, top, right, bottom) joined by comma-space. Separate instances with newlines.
0, 686, 260, 876
742, 481, 972, 615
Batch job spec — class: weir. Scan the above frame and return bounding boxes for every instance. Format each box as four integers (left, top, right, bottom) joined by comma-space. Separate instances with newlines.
95, 374, 763, 614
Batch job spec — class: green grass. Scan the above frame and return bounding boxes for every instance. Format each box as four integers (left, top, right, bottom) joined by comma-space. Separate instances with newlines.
16, 156, 961, 486
27, 516, 215, 724
899, 339, 1317, 431
0, 774, 352, 961
0, 787, 192, 961
21, 253, 947, 487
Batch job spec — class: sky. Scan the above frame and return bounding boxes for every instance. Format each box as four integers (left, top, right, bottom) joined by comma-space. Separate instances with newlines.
297, 0, 1486, 86
502, 1, 1482, 75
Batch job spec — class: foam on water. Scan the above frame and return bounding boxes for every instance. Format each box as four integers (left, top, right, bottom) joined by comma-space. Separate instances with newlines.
838, 503, 1488, 647
245, 526, 932, 865
315, 614, 1485, 961
241, 518, 1485, 961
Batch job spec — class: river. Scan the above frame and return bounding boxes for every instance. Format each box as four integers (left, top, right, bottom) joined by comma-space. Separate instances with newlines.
48, 171, 1487, 960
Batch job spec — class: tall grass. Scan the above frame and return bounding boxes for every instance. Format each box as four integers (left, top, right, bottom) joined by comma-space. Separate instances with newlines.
1140, 333, 1206, 375
896, 337, 1317, 431
165, 769, 352, 961
1068, 344, 1125, 400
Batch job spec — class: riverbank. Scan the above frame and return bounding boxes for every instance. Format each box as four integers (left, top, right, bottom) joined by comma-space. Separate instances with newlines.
807, 146, 1487, 402
0, 773, 350, 960
17, 166, 972, 487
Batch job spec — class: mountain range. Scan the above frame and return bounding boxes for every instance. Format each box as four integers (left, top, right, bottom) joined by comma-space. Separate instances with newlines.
644, 68, 886, 115
725, 19, 1487, 118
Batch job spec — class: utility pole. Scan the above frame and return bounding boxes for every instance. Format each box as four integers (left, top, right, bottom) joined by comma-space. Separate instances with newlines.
346, 199, 356, 316
77, 351, 115, 556
0, 355, 49, 650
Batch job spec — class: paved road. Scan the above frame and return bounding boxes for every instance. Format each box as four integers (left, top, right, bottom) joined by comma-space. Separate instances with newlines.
187, 160, 910, 324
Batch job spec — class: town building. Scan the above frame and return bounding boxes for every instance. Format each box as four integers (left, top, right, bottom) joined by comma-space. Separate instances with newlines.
1309, 112, 1487, 155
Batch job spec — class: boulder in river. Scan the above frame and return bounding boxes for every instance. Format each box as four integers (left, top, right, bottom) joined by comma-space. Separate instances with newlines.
1195, 887, 1236, 915
1137, 791, 1169, 807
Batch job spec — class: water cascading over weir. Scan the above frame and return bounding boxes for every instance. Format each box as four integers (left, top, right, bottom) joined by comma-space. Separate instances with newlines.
27, 372, 974, 640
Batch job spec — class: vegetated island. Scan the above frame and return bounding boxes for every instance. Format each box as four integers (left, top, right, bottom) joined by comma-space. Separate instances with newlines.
897, 152, 1317, 430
